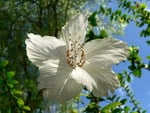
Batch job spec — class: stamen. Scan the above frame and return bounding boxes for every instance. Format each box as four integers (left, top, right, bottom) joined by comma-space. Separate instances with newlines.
66, 38, 85, 68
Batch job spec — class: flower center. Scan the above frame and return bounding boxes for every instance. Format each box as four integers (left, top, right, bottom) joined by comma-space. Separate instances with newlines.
66, 38, 85, 68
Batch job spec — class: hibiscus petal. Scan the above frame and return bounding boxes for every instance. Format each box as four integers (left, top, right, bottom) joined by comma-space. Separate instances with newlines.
61, 13, 89, 48
38, 59, 82, 103
84, 38, 129, 67
25, 33, 66, 66
82, 61, 120, 97
71, 67, 97, 92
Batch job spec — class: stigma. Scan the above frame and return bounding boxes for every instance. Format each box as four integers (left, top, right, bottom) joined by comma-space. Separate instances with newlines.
66, 37, 85, 68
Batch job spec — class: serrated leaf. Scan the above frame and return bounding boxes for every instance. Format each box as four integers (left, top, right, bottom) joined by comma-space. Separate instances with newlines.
23, 106, 31, 111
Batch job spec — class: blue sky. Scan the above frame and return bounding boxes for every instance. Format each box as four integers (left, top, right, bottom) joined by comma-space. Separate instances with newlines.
84, 0, 150, 112
115, 21, 150, 112
108, 0, 150, 112
125, 23, 150, 112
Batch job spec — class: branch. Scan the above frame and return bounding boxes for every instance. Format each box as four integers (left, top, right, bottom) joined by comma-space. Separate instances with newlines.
64, 0, 71, 23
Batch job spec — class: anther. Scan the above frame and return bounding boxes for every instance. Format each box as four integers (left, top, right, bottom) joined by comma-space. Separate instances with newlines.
66, 40, 85, 68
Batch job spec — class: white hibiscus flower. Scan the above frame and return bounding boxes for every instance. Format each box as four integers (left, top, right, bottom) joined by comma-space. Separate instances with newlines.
25, 13, 128, 104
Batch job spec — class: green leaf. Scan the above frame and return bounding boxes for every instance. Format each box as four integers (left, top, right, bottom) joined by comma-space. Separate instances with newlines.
127, 75, 131, 82
102, 110, 111, 113
146, 20, 150, 24
23, 106, 31, 111
88, 11, 97, 26
0, 77, 3, 84
106, 8, 112, 15
0, 60, 8, 67
12, 89, 23, 95
101, 102, 121, 112
126, 1, 131, 7
140, 30, 146, 37
11, 80, 18, 85
7, 83, 14, 88
115, 10, 122, 16
140, 3, 147, 9
120, 99, 128, 104
133, 69, 142, 77
124, 106, 131, 112
147, 56, 150, 59
146, 40, 150, 45
17, 99, 24, 107
88, 102, 97, 109
112, 108, 122, 113
6, 71, 15, 80
99, 30, 108, 38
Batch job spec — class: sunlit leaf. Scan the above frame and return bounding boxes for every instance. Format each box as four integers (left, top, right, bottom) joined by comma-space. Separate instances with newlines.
147, 56, 150, 59
12, 89, 23, 95
124, 106, 131, 112
7, 83, 14, 88
17, 99, 24, 107
101, 102, 121, 112
6, 71, 15, 80
23, 106, 31, 111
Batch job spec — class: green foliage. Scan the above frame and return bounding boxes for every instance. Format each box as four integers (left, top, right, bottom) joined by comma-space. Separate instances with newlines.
117, 0, 150, 37
97, 0, 150, 37
0, 59, 30, 113
118, 71, 146, 113
128, 46, 146, 77
147, 56, 150, 60
99, 6, 130, 24
85, 0, 150, 112
101, 102, 121, 113
0, 0, 87, 112
84, 94, 100, 113
146, 40, 150, 45
0, 0, 150, 113
88, 11, 97, 26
